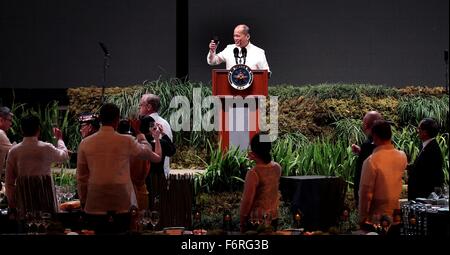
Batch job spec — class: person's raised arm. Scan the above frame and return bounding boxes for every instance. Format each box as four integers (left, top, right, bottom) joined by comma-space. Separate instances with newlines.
207, 40, 223, 66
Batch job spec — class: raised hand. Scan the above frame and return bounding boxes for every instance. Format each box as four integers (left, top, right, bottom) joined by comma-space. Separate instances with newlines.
351, 144, 361, 154
209, 40, 217, 53
150, 125, 161, 139
52, 127, 63, 140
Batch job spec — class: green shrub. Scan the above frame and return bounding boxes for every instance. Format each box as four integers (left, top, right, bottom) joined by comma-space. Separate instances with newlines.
397, 96, 449, 131
194, 142, 252, 194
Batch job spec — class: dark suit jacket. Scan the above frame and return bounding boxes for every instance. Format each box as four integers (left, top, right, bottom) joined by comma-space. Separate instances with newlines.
354, 139, 376, 206
408, 139, 444, 200
145, 134, 176, 175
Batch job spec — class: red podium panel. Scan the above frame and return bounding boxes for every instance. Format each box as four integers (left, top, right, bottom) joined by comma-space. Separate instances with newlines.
212, 69, 268, 151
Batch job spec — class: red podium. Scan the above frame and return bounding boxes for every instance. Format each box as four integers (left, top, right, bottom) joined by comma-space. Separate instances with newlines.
212, 69, 268, 151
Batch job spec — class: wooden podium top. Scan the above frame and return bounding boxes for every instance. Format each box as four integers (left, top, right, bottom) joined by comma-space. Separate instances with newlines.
212, 69, 268, 97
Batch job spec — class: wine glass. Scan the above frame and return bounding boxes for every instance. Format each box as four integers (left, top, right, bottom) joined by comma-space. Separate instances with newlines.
25, 211, 36, 235
149, 210, 160, 231
140, 210, 151, 231
212, 36, 220, 46
55, 186, 63, 204
63, 186, 75, 202
40, 212, 52, 234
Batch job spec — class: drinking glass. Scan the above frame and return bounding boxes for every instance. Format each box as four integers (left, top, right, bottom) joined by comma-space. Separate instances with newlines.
140, 210, 151, 231
63, 186, 75, 202
150, 210, 160, 231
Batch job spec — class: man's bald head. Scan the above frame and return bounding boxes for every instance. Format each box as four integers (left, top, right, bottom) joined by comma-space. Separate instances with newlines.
362, 111, 383, 136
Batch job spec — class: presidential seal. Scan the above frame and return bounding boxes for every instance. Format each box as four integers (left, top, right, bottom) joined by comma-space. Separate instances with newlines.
228, 64, 253, 90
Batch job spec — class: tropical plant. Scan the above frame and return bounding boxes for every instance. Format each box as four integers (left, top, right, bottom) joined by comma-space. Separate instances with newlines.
397, 96, 449, 131
333, 118, 365, 146
436, 133, 449, 184
53, 170, 77, 187
194, 141, 252, 194
106, 79, 215, 148
392, 125, 421, 163
272, 132, 309, 176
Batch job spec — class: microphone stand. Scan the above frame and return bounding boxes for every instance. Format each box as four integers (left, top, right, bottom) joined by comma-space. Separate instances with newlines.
445, 49, 449, 94
101, 54, 110, 104
99, 42, 111, 104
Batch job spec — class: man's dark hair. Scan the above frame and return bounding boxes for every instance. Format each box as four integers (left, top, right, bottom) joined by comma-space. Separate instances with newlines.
117, 119, 135, 135
21, 114, 40, 137
371, 120, 392, 141
99, 103, 120, 125
419, 118, 439, 138
250, 132, 272, 164
140, 115, 156, 135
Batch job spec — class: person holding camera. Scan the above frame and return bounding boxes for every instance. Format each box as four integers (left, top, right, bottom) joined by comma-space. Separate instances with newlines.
139, 94, 173, 177
139, 116, 176, 212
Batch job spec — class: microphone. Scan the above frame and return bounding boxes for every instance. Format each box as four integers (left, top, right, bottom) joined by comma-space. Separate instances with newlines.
241, 47, 247, 65
233, 47, 239, 65
99, 42, 110, 56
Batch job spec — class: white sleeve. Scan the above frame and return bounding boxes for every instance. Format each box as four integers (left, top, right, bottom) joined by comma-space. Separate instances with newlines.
207, 51, 224, 66
258, 50, 271, 73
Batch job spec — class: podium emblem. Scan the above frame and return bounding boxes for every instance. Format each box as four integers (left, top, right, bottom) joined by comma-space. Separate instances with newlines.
228, 64, 253, 90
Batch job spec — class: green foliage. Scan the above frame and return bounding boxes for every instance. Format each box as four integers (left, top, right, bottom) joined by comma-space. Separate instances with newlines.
397, 96, 449, 131
106, 79, 215, 148
53, 170, 77, 187
194, 142, 252, 194
194, 192, 242, 231
333, 118, 365, 145
272, 132, 309, 176
273, 135, 356, 185
392, 125, 421, 163
270, 83, 399, 101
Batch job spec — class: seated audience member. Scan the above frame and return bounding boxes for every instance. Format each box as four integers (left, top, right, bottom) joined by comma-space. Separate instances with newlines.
78, 112, 100, 139
408, 118, 445, 200
359, 120, 407, 225
240, 132, 281, 233
5, 114, 69, 215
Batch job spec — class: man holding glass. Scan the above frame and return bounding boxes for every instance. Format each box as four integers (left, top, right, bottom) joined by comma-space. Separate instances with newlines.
77, 103, 162, 234
207, 24, 271, 76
